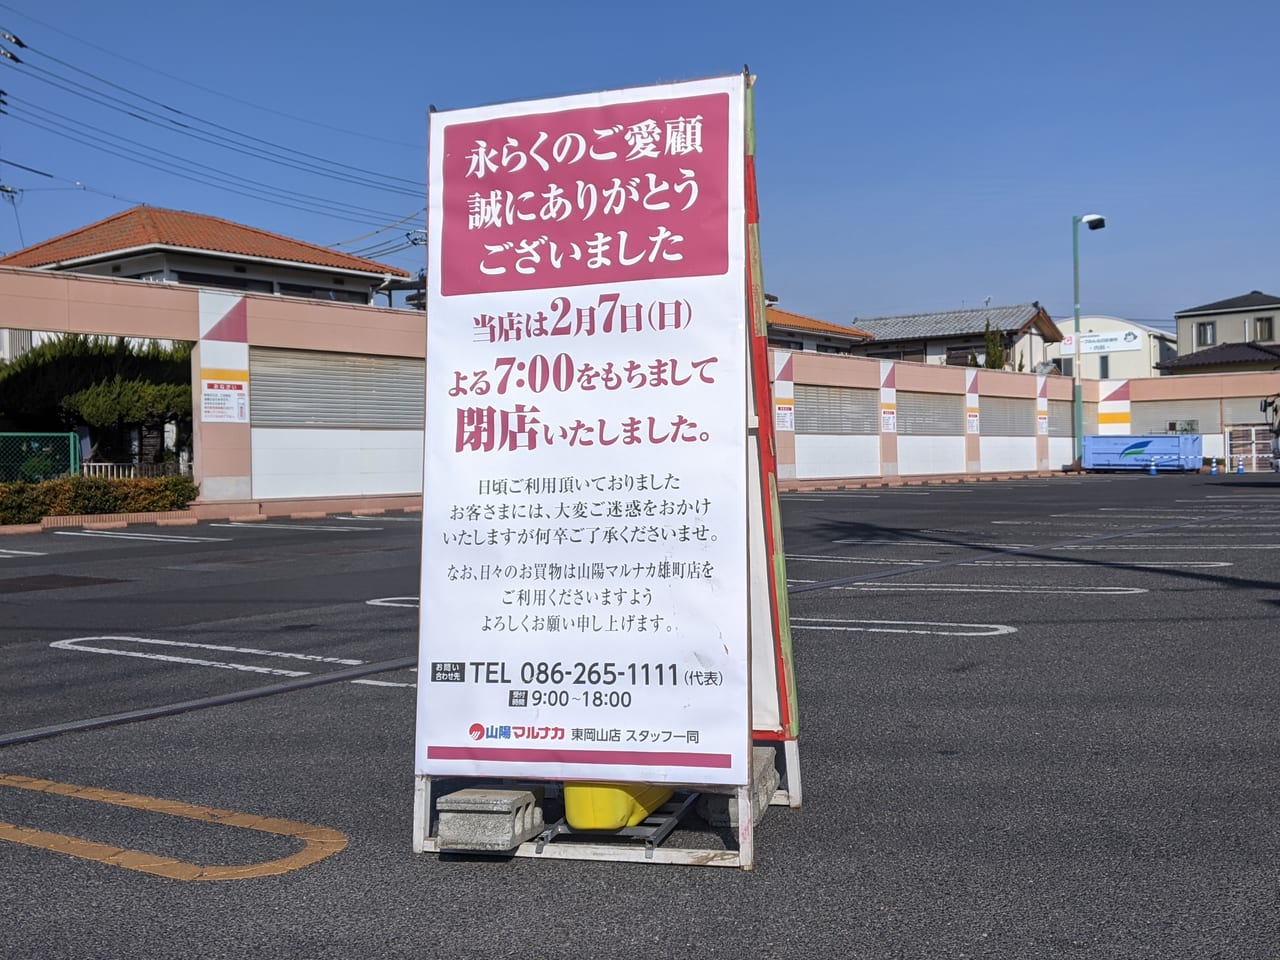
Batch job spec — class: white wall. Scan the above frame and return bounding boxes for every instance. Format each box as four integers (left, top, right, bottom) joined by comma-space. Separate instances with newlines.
1049, 437, 1075, 470
794, 435, 880, 478
251, 428, 423, 499
979, 437, 1037, 472
898, 436, 965, 475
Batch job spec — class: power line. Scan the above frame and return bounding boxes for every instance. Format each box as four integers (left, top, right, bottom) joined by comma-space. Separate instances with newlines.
0, 2, 422, 151
1, 55, 424, 198
6, 112, 393, 228
6, 97, 407, 221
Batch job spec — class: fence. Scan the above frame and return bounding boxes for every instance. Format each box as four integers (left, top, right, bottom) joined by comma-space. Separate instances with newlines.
0, 433, 81, 482
80, 461, 190, 479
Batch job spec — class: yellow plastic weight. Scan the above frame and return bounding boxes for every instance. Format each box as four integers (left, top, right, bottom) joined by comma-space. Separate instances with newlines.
563, 781, 674, 830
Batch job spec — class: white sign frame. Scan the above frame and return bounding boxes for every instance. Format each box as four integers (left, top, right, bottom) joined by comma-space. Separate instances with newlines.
416, 77, 751, 800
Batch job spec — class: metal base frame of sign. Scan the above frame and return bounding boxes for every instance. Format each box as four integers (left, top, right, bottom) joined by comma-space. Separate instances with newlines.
413, 775, 756, 869
766, 738, 803, 809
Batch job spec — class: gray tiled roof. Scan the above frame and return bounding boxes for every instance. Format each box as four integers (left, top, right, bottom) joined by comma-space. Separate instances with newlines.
848, 302, 1047, 344
1175, 290, 1280, 316
1157, 341, 1280, 370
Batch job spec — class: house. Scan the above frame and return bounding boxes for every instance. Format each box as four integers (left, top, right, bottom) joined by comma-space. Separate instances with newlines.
0, 206, 411, 360
765, 306, 872, 354
1044, 315, 1177, 379
843, 302, 1062, 371
1159, 290, 1280, 374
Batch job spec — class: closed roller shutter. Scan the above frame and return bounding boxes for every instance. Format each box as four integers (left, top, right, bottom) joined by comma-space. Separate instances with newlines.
794, 384, 878, 434
1048, 399, 1073, 437
249, 347, 424, 428
980, 396, 1036, 436
898, 391, 963, 435
1130, 399, 1222, 434
1222, 397, 1265, 426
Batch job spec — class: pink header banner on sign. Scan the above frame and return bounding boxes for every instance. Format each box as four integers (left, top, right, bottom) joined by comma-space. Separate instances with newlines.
438, 92, 731, 296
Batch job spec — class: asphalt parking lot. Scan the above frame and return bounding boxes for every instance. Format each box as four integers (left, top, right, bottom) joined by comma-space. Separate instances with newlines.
2, 473, 1279, 959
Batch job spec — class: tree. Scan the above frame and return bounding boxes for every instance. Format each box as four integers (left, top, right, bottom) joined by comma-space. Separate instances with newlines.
0, 335, 192, 460
983, 320, 1006, 370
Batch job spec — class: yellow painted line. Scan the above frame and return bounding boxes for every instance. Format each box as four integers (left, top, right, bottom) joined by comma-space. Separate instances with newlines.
199, 368, 250, 382
1097, 411, 1132, 424
0, 773, 346, 881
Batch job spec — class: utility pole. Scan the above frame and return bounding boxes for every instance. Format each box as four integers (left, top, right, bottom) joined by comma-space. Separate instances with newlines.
0, 184, 23, 247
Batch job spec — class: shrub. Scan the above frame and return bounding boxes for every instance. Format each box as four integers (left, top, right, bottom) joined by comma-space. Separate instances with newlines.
0, 475, 200, 525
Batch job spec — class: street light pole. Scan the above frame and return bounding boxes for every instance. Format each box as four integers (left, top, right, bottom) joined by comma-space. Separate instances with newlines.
1071, 213, 1106, 463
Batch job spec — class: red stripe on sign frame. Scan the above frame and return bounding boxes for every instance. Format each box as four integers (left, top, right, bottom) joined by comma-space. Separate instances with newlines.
427, 746, 733, 768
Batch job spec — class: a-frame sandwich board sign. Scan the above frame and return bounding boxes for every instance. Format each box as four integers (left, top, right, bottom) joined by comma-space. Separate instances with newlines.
413, 71, 798, 868
743, 75, 801, 810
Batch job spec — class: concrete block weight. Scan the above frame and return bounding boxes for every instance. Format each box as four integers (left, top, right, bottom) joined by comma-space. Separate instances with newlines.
436, 787, 545, 852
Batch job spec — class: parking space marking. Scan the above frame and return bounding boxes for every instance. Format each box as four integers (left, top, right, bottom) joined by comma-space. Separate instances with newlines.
331, 514, 421, 522
367, 596, 420, 608
792, 617, 1016, 637
0, 548, 45, 557
52, 636, 363, 677
50, 636, 416, 688
968, 559, 1231, 568
209, 522, 382, 532
832, 538, 1033, 549
814, 583, 1157, 599
794, 553, 1229, 570
789, 553, 932, 567
0, 773, 346, 881
1055, 543, 1280, 551
54, 530, 232, 543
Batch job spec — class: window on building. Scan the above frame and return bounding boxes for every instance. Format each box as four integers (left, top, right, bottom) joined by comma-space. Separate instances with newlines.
175, 271, 272, 294
1195, 321, 1216, 347
1098, 355, 1110, 379
1255, 316, 1274, 341
277, 282, 367, 304
1055, 357, 1073, 378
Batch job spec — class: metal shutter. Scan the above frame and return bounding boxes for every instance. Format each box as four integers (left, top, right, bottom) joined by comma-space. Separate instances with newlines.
249, 347, 425, 428
1222, 397, 1266, 426
1048, 399, 1073, 437
794, 384, 879, 434
897, 391, 963, 435
979, 396, 1036, 436
1130, 399, 1222, 435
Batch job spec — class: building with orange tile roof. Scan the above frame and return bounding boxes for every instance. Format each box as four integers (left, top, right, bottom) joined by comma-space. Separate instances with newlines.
0, 205, 411, 306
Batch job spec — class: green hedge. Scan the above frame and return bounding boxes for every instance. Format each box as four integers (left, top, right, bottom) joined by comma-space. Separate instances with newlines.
0, 475, 200, 525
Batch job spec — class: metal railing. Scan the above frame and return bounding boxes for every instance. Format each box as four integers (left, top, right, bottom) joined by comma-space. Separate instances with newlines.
80, 461, 190, 479
0, 432, 80, 482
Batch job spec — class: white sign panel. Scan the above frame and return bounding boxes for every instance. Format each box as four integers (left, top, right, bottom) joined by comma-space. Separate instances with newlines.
1063, 330, 1142, 355
201, 379, 248, 422
417, 77, 749, 786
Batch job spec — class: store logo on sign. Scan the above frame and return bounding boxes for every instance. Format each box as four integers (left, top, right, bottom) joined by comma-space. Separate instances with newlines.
468, 723, 486, 740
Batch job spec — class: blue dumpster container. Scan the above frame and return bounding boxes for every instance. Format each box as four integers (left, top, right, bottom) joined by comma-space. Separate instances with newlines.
1081, 435, 1202, 472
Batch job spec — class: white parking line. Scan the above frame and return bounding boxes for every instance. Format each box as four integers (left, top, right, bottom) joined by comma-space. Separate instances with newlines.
367, 597, 420, 608
793, 553, 1229, 569
0, 548, 46, 557
1055, 543, 1280, 551
832, 538, 1033, 548
50, 635, 416, 688
788, 554, 932, 567
209, 522, 382, 532
825, 582, 1149, 595
54, 530, 232, 543
332, 515, 421, 522
969, 559, 1231, 569
792, 617, 1016, 637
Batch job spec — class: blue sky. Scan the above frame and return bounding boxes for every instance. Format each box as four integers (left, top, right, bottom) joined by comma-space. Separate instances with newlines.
0, 0, 1275, 329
